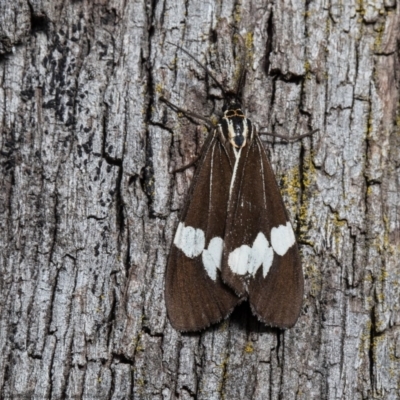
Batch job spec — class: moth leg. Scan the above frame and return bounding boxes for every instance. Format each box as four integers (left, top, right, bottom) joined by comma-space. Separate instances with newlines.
160, 96, 213, 130
259, 128, 319, 143
161, 96, 212, 173
172, 156, 200, 173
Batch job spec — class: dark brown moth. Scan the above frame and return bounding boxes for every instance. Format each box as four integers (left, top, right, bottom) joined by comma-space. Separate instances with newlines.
163, 40, 310, 332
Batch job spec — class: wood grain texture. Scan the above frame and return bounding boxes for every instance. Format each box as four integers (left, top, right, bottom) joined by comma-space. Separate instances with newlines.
0, 0, 399, 399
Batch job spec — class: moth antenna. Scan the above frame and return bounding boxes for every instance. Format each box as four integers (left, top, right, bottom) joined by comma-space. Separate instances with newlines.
232, 32, 247, 100
259, 128, 319, 142
235, 68, 246, 100
166, 41, 228, 98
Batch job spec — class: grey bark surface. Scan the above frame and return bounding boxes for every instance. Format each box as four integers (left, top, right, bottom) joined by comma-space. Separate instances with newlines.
0, 0, 399, 399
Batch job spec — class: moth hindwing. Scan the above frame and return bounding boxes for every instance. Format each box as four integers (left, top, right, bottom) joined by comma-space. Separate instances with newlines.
164, 39, 304, 332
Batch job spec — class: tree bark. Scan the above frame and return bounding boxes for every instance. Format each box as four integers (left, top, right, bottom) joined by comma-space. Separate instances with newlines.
1, 0, 399, 399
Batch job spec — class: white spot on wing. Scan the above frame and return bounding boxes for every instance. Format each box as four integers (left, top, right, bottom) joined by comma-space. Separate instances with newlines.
252, 232, 274, 277
173, 223, 205, 258
271, 222, 296, 256
228, 233, 274, 277
248, 232, 268, 274
173, 222, 184, 247
228, 244, 251, 275
202, 237, 224, 281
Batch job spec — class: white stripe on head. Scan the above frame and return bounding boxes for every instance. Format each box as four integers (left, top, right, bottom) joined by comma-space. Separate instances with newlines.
271, 222, 296, 256
202, 237, 224, 281
226, 118, 236, 140
243, 118, 248, 139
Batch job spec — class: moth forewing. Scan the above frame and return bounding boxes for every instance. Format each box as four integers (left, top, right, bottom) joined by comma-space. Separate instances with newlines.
221, 133, 303, 328
165, 131, 240, 332
248, 244, 303, 328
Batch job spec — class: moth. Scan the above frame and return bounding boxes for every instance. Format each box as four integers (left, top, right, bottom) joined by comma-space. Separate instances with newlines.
163, 41, 311, 332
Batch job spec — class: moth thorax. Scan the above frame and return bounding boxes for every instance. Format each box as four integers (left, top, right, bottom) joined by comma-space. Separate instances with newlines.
222, 109, 252, 149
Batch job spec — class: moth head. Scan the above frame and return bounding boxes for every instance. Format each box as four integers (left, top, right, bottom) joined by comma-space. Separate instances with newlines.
221, 99, 252, 149
222, 97, 242, 113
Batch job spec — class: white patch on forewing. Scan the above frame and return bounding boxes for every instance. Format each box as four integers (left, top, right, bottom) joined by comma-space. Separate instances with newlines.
173, 222, 184, 247
173, 222, 205, 258
252, 232, 274, 277
228, 244, 251, 275
228, 233, 274, 277
202, 237, 224, 281
270, 222, 296, 256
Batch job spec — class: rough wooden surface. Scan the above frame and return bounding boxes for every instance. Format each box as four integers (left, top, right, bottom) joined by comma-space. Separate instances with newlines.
1, 0, 399, 399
